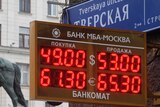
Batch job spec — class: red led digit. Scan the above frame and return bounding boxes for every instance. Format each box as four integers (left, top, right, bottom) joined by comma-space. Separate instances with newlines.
53, 48, 62, 66
76, 50, 86, 68
109, 74, 119, 92
98, 52, 107, 70
131, 55, 141, 73
58, 71, 64, 88
65, 71, 74, 89
120, 54, 129, 72
40, 68, 51, 87
97, 73, 107, 91
121, 75, 130, 93
131, 76, 141, 94
76, 72, 86, 89
40, 48, 51, 64
64, 49, 74, 67
110, 53, 118, 71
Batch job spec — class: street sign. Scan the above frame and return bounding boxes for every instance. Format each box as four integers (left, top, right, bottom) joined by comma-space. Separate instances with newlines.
30, 21, 147, 106
62, 0, 160, 32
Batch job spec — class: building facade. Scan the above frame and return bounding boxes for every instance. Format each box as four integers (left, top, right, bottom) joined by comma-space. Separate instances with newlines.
0, 0, 68, 107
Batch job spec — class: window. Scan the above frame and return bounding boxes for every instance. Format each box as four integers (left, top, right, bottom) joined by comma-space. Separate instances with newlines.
17, 63, 29, 86
19, 27, 29, 48
48, 0, 57, 16
0, 0, 1, 9
0, 24, 1, 45
19, 0, 30, 13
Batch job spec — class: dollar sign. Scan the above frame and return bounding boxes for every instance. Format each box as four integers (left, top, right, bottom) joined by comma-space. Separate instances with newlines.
89, 55, 95, 66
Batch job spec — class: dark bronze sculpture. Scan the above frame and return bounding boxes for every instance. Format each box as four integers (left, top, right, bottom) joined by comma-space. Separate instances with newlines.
0, 58, 27, 107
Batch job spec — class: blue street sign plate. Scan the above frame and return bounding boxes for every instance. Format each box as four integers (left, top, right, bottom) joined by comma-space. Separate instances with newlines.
62, 0, 160, 32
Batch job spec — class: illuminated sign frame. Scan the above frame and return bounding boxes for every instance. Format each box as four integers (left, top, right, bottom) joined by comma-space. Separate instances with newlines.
30, 21, 147, 106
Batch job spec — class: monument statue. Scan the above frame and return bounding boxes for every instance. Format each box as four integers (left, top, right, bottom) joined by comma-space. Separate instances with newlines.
0, 57, 27, 107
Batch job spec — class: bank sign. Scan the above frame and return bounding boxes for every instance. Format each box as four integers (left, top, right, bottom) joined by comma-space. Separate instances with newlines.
30, 21, 147, 107
62, 0, 160, 32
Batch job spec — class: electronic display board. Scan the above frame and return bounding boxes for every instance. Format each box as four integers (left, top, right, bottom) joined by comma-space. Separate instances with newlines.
30, 21, 147, 106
